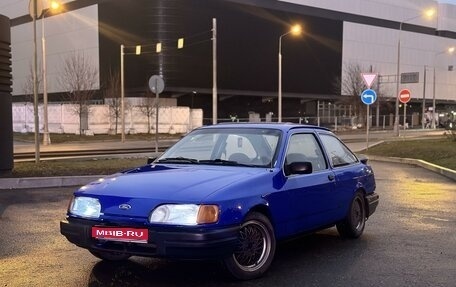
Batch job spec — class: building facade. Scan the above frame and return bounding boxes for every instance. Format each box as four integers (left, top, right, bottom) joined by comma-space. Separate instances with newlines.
2, 0, 456, 124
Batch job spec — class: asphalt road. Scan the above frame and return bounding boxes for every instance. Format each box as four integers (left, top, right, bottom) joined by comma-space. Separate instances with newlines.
0, 161, 455, 287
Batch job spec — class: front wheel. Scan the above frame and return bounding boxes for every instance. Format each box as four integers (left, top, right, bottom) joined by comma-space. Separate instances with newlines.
337, 191, 366, 238
89, 249, 131, 261
223, 212, 276, 280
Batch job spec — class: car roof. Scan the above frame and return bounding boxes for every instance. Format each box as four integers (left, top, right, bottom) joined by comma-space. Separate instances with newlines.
197, 122, 331, 133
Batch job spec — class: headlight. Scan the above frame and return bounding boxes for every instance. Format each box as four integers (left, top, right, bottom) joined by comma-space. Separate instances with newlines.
149, 204, 219, 225
69, 196, 101, 219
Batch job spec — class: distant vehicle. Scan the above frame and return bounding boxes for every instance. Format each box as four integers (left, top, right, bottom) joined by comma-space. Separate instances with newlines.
60, 123, 378, 280
439, 111, 456, 129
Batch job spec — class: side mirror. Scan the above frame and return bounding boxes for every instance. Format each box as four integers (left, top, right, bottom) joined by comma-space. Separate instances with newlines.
287, 161, 313, 175
147, 157, 156, 165
357, 154, 369, 164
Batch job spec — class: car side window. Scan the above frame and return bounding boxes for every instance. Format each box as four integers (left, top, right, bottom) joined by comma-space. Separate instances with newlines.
319, 134, 357, 167
285, 133, 327, 172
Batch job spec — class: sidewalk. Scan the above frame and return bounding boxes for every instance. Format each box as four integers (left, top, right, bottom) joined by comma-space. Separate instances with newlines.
1, 129, 453, 190
13, 139, 178, 154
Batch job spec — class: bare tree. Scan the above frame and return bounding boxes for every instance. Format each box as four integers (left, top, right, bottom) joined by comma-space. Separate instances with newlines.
22, 62, 42, 103
138, 90, 157, 134
334, 62, 367, 120
58, 52, 98, 135
334, 62, 393, 128
102, 68, 121, 134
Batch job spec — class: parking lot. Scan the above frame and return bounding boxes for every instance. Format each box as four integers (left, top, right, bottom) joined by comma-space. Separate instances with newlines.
0, 160, 455, 287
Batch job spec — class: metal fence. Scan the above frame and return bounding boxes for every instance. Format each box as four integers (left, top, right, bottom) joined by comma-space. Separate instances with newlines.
208, 112, 426, 131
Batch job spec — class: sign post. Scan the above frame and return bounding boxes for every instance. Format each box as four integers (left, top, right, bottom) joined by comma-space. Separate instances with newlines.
398, 89, 411, 135
148, 75, 165, 153
360, 89, 377, 150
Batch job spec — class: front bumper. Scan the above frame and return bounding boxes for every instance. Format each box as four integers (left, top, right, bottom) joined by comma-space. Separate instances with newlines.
60, 218, 239, 260
365, 192, 379, 218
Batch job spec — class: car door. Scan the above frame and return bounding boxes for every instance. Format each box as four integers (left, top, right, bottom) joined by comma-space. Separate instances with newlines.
318, 132, 361, 220
281, 132, 337, 234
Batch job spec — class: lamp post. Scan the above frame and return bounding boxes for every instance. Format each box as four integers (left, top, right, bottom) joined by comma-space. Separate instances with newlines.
394, 8, 436, 135
278, 24, 302, 123
41, 0, 60, 146
120, 44, 125, 142
431, 46, 455, 129
422, 65, 428, 129
29, 0, 41, 163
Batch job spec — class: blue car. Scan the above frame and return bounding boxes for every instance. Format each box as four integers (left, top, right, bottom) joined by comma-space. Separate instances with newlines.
60, 123, 378, 280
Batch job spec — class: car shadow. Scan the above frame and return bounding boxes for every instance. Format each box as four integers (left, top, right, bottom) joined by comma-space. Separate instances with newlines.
87, 258, 227, 287
86, 228, 374, 287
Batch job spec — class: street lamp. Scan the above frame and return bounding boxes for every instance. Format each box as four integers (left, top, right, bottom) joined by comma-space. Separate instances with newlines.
41, 0, 61, 145
431, 46, 455, 129
394, 8, 436, 135
120, 44, 125, 142
29, 0, 40, 163
278, 24, 302, 123
422, 65, 429, 129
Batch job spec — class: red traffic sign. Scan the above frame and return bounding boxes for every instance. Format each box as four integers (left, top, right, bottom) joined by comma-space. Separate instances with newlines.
398, 89, 411, 104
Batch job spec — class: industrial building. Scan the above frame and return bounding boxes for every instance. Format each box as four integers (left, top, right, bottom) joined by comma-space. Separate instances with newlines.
2, 0, 456, 125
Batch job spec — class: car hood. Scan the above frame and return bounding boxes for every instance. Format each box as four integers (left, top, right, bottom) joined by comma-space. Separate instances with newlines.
75, 164, 266, 219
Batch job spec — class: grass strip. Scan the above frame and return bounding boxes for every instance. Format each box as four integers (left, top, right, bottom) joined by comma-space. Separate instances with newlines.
1, 158, 146, 178
365, 138, 456, 170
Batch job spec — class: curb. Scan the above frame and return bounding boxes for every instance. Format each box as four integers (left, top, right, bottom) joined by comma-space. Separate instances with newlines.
367, 156, 456, 182
0, 175, 102, 190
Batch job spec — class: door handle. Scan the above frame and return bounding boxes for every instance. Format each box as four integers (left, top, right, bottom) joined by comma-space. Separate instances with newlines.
328, 174, 335, 181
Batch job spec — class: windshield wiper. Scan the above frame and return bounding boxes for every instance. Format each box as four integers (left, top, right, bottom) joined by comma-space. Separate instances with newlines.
157, 157, 199, 164
199, 159, 237, 165
199, 159, 254, 167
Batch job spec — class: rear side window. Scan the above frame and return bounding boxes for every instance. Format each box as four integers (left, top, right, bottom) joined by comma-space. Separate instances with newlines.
319, 134, 358, 167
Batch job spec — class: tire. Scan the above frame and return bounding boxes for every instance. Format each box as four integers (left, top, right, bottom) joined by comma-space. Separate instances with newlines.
223, 212, 276, 280
337, 191, 366, 239
89, 249, 131, 261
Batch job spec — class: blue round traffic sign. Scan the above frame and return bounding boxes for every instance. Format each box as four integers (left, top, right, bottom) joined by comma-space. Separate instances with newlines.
360, 89, 377, 105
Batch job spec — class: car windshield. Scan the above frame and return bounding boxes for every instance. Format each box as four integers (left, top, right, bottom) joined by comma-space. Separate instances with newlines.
157, 128, 281, 167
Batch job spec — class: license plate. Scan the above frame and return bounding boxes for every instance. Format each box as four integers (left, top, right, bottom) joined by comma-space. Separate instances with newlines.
92, 227, 148, 243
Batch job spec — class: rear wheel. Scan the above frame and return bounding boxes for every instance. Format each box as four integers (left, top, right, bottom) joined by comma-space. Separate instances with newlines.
337, 191, 366, 238
89, 250, 131, 261
223, 212, 276, 280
